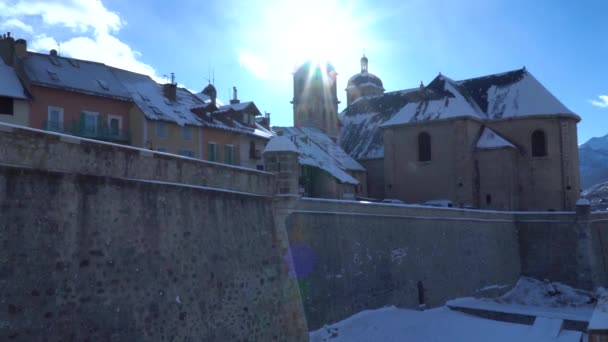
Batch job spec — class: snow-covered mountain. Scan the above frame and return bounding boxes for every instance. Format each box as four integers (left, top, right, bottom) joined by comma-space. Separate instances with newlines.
579, 133, 608, 190
583, 181, 608, 211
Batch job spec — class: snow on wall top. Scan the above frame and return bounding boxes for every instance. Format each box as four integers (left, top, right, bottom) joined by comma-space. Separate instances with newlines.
22, 52, 131, 100
0, 60, 27, 99
273, 126, 361, 185
263, 135, 298, 153
476, 127, 516, 150
111, 68, 204, 126
341, 68, 577, 160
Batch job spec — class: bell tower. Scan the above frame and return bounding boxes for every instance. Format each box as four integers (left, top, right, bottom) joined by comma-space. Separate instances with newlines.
291, 61, 340, 140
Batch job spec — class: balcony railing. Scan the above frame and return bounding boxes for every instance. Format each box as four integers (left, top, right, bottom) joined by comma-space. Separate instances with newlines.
43, 120, 131, 144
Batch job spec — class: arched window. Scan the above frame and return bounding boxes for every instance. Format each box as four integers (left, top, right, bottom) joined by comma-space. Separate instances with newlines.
418, 132, 431, 162
531, 130, 547, 157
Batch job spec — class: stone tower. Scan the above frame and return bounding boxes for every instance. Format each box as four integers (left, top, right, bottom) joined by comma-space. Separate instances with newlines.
346, 54, 384, 106
291, 61, 339, 140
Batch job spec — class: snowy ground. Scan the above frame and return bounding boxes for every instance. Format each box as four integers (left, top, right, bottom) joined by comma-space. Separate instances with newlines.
310, 278, 597, 342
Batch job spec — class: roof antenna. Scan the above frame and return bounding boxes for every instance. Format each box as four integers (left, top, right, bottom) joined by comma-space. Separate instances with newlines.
207, 58, 211, 84
212, 68, 215, 85
57, 42, 61, 56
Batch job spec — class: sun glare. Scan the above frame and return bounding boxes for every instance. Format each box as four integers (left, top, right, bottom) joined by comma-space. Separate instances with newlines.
237, 0, 376, 81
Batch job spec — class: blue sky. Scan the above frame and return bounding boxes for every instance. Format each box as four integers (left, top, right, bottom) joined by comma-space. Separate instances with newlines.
1, 0, 606, 144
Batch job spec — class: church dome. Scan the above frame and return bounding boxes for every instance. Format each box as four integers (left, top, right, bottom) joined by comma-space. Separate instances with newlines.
346, 72, 384, 91
346, 54, 384, 91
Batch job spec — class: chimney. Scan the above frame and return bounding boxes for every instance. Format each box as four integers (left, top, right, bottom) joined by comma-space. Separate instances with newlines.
259, 112, 271, 130
163, 83, 177, 102
13, 38, 27, 58
230, 86, 240, 104
50, 49, 58, 57
0, 32, 15, 65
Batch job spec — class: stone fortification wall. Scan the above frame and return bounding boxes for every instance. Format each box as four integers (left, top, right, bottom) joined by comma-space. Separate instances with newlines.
284, 199, 521, 329
0, 125, 307, 341
0, 123, 275, 196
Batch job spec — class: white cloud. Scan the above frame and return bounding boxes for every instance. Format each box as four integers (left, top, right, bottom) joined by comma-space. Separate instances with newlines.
0, 18, 34, 33
0, 0, 160, 80
590, 95, 608, 108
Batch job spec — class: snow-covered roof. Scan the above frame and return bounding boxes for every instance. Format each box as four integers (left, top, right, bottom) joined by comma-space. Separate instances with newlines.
476, 127, 516, 150
339, 89, 419, 160
0, 60, 27, 99
111, 68, 204, 126
217, 101, 261, 115
21, 52, 131, 100
263, 135, 298, 153
382, 76, 485, 127
459, 69, 575, 119
341, 68, 577, 160
194, 100, 272, 140
272, 126, 363, 185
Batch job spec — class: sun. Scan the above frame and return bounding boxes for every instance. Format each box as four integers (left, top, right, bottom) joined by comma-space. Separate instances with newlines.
265, 0, 366, 68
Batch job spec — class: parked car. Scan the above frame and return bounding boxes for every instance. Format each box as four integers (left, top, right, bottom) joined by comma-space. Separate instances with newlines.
381, 198, 405, 204
423, 199, 453, 208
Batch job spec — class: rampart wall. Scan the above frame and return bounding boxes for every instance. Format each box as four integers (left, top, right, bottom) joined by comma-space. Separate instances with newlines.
2, 123, 607, 338
0, 124, 307, 341
282, 198, 522, 329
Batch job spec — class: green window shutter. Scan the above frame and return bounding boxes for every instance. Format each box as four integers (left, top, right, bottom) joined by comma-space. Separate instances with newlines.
208, 143, 214, 161
215, 144, 220, 162
224, 145, 230, 164
79, 112, 85, 133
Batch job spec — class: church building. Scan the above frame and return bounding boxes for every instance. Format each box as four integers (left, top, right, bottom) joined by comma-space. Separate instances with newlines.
340, 56, 580, 211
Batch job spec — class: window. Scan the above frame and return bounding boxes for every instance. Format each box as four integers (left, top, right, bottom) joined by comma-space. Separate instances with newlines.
107, 115, 122, 136
0, 97, 13, 115
181, 126, 192, 141
178, 150, 194, 157
156, 122, 168, 138
207, 142, 220, 162
256, 165, 264, 171
418, 132, 431, 162
249, 141, 256, 159
224, 144, 236, 165
47, 106, 64, 132
82, 111, 99, 135
486, 194, 492, 205
531, 130, 547, 157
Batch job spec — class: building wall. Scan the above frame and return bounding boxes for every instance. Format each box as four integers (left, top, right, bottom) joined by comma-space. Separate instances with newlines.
146, 119, 201, 159
383, 115, 580, 210
349, 170, 368, 198
286, 198, 521, 330
0, 98, 28, 126
487, 116, 580, 211
475, 148, 519, 210
384, 118, 482, 206
201, 127, 241, 164
29, 85, 132, 141
360, 158, 384, 199
239, 135, 267, 170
